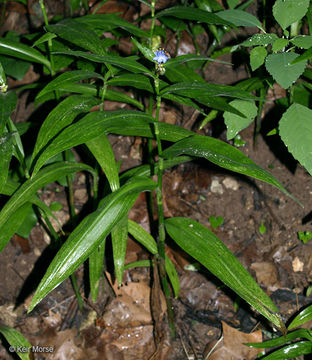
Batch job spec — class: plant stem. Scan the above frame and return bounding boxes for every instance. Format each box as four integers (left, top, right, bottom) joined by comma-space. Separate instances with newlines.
153, 75, 175, 337
149, 0, 156, 47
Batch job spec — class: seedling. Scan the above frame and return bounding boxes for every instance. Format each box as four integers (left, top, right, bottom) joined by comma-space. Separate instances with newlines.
298, 231, 312, 244
209, 215, 224, 229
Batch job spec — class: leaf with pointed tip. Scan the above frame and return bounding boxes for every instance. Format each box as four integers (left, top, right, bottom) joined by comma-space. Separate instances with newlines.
0, 133, 13, 193
162, 135, 298, 202
28, 177, 156, 312
0, 39, 50, 70
0, 162, 94, 252
216, 9, 263, 30
89, 240, 106, 302
128, 219, 157, 254
165, 217, 282, 328
0, 325, 31, 360
107, 73, 154, 93
288, 305, 312, 330
155, 6, 235, 27
273, 0, 310, 30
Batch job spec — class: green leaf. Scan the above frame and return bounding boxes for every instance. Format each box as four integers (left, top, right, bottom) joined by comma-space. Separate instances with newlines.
16, 204, 38, 238
290, 47, 312, 64
31, 110, 193, 177
0, 39, 50, 71
28, 177, 156, 312
0, 325, 31, 360
273, 0, 310, 30
165, 217, 282, 328
291, 35, 312, 49
165, 255, 180, 298
111, 216, 128, 284
216, 9, 263, 30
162, 135, 296, 201
288, 305, 312, 330
89, 240, 105, 302
155, 6, 235, 27
36, 70, 104, 100
265, 52, 307, 89
107, 73, 154, 93
47, 19, 106, 55
31, 95, 100, 166
0, 162, 94, 252
0, 55, 30, 81
53, 50, 153, 75
240, 33, 278, 47
224, 100, 258, 140
86, 133, 119, 192
128, 219, 157, 254
32, 32, 57, 47
279, 104, 312, 175
165, 54, 231, 68
260, 341, 312, 359
247, 329, 312, 348
0, 133, 13, 193
131, 37, 155, 62
0, 91, 17, 135
250, 46, 267, 71
272, 38, 289, 53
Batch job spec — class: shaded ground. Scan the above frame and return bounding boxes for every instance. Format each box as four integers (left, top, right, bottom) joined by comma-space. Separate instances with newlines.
1, 1, 312, 359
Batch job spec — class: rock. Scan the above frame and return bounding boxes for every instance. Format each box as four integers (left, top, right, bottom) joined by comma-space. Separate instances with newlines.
222, 177, 239, 191
210, 179, 224, 194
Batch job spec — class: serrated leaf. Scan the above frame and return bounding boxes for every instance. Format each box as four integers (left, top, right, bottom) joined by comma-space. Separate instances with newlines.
0, 162, 94, 252
165, 217, 282, 328
224, 100, 257, 140
288, 305, 312, 330
265, 52, 307, 89
291, 35, 312, 49
240, 33, 278, 47
53, 50, 153, 75
250, 46, 267, 71
155, 6, 235, 27
272, 38, 289, 53
216, 9, 263, 30
162, 134, 296, 201
0, 325, 31, 360
31, 110, 193, 177
279, 103, 312, 175
273, 0, 310, 30
31, 95, 100, 166
0, 39, 50, 71
28, 177, 156, 312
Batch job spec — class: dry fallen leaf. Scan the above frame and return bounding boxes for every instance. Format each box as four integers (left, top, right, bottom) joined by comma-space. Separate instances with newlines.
250, 261, 280, 288
204, 321, 263, 360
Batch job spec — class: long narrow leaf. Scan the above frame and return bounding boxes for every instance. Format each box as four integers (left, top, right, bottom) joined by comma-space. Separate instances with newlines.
28, 177, 156, 312
0, 325, 31, 360
89, 240, 106, 302
111, 216, 128, 284
165, 217, 283, 329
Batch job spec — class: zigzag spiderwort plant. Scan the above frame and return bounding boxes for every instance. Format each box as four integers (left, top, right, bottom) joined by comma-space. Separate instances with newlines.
0, 0, 305, 350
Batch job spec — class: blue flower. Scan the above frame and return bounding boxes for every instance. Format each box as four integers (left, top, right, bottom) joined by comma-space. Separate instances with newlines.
153, 48, 169, 64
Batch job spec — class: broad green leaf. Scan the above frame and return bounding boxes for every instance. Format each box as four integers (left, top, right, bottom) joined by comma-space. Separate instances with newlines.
86, 134, 119, 192
290, 47, 312, 64
107, 74, 154, 93
216, 9, 263, 30
75, 14, 148, 38
0, 39, 50, 71
250, 46, 267, 71
0, 91, 17, 134
131, 37, 155, 62
89, 240, 105, 302
279, 104, 312, 175
247, 329, 312, 348
160, 82, 259, 101
155, 6, 235, 27
0, 325, 31, 360
291, 35, 312, 49
0, 133, 13, 193
240, 33, 278, 47
36, 70, 104, 100
0, 55, 30, 81
273, 0, 310, 30
272, 38, 289, 53
0, 162, 94, 252
32, 95, 100, 165
53, 50, 153, 75
162, 135, 296, 201
260, 341, 312, 359
16, 204, 38, 238
128, 219, 157, 254
32, 32, 57, 47
111, 216, 128, 284
165, 217, 282, 328
224, 100, 258, 139
165, 64, 205, 83
288, 305, 312, 330
28, 177, 156, 312
265, 52, 307, 89
47, 19, 106, 55
31, 110, 193, 176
